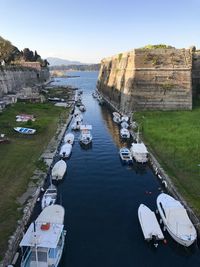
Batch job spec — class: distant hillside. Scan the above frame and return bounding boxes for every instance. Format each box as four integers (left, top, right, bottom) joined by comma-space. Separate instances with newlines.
47, 57, 83, 66
50, 64, 100, 71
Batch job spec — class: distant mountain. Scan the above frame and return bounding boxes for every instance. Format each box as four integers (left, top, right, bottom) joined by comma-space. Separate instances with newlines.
50, 64, 100, 71
47, 57, 83, 66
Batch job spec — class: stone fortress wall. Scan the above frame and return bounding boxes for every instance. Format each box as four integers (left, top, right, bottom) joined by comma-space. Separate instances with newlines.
0, 66, 50, 98
97, 47, 199, 113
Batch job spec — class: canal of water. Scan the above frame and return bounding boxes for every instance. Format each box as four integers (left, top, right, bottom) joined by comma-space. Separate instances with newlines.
41, 72, 200, 266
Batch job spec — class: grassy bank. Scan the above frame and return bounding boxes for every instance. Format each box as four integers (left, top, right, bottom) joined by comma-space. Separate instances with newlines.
134, 104, 200, 215
0, 102, 69, 259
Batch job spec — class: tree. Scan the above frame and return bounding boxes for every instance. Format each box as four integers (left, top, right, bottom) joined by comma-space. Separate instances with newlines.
23, 48, 35, 61
0, 36, 14, 63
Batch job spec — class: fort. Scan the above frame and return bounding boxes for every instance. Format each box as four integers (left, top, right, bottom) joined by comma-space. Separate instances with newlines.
97, 46, 200, 113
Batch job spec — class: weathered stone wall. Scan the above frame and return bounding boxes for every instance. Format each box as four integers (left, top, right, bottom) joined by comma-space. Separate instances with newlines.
97, 48, 193, 112
192, 51, 200, 97
0, 66, 50, 97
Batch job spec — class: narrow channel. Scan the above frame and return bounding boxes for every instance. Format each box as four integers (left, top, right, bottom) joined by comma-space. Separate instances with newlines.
53, 71, 200, 267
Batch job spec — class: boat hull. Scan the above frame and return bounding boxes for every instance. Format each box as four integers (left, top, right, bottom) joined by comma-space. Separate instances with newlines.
157, 193, 197, 247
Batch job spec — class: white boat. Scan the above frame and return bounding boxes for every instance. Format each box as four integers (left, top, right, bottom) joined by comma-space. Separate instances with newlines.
130, 142, 148, 163
20, 205, 66, 267
74, 108, 81, 116
138, 204, 164, 243
119, 148, 132, 164
52, 160, 67, 180
113, 112, 121, 123
64, 132, 75, 145
16, 114, 35, 122
92, 91, 98, 98
157, 193, 197, 247
121, 115, 129, 122
41, 184, 57, 210
14, 127, 36, 135
97, 96, 104, 105
113, 112, 120, 118
71, 116, 82, 130
59, 143, 72, 158
54, 102, 68, 108
121, 121, 129, 129
74, 112, 83, 121
79, 124, 92, 146
79, 104, 86, 112
120, 128, 130, 139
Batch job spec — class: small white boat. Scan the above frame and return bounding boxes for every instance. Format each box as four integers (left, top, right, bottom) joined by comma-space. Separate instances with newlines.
64, 132, 75, 145
121, 115, 129, 122
79, 124, 92, 146
74, 112, 83, 121
79, 105, 86, 112
130, 142, 148, 163
20, 205, 66, 267
97, 96, 104, 105
121, 121, 129, 129
113, 112, 121, 123
120, 128, 130, 139
119, 148, 132, 164
52, 159, 67, 180
74, 108, 81, 116
16, 114, 35, 122
14, 127, 36, 135
157, 193, 197, 247
54, 102, 68, 107
92, 91, 98, 98
59, 143, 72, 158
138, 204, 164, 243
113, 112, 121, 118
71, 116, 82, 130
41, 184, 57, 210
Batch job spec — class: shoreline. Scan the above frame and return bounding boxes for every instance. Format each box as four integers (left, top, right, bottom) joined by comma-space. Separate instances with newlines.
0, 98, 75, 267
100, 93, 200, 235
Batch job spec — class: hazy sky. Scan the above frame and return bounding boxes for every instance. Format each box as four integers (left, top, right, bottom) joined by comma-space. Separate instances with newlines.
0, 0, 200, 63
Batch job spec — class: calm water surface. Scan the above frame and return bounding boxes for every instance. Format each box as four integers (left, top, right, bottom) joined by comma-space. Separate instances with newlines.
53, 71, 200, 267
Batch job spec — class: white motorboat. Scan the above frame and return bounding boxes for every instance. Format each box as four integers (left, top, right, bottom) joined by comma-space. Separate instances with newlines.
14, 127, 36, 135
157, 193, 197, 247
59, 143, 72, 158
130, 142, 148, 163
113, 112, 121, 123
20, 205, 66, 267
52, 159, 67, 180
119, 148, 132, 164
121, 121, 129, 129
121, 115, 129, 122
79, 104, 86, 112
41, 184, 57, 210
74, 108, 81, 116
120, 128, 130, 139
71, 116, 82, 130
92, 91, 98, 98
64, 132, 75, 145
79, 124, 92, 146
97, 96, 104, 105
138, 204, 164, 243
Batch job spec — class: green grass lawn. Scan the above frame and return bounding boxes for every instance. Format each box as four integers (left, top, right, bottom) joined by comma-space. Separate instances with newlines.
0, 102, 69, 259
134, 104, 200, 215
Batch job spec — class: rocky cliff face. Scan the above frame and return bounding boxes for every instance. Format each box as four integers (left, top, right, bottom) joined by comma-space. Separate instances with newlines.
0, 67, 50, 97
97, 48, 193, 113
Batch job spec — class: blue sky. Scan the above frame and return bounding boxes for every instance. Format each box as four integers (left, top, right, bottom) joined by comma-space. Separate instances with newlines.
0, 0, 200, 63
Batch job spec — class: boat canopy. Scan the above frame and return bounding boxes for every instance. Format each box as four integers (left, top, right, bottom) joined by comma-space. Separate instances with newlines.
131, 143, 148, 153
80, 124, 92, 130
20, 222, 64, 248
20, 205, 64, 248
